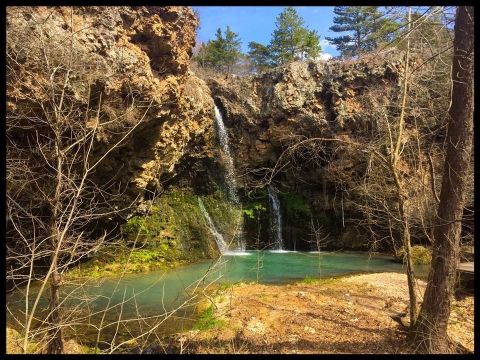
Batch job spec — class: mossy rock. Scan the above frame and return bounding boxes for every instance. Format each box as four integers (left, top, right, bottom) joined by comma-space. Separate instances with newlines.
394, 245, 432, 265
66, 244, 187, 279
279, 192, 311, 221
69, 188, 243, 278
121, 188, 232, 255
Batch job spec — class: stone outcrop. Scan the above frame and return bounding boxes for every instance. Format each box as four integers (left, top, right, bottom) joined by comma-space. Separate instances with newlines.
206, 55, 406, 250
207, 54, 403, 177
6, 6, 216, 209
7, 6, 452, 254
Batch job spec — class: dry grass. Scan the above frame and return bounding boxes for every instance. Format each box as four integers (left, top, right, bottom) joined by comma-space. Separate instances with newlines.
174, 272, 473, 354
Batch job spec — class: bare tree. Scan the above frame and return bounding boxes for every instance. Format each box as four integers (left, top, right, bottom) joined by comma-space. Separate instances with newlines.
409, 6, 474, 353
6, 8, 154, 353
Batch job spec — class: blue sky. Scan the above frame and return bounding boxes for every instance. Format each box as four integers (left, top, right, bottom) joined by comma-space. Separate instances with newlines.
193, 6, 340, 58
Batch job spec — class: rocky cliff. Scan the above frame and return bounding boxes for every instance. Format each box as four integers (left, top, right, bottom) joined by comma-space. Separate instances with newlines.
7, 6, 216, 209
208, 54, 403, 177
6, 6, 225, 278
205, 54, 432, 251
7, 6, 452, 257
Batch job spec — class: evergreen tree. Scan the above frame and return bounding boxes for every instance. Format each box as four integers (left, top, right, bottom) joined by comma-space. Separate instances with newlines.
193, 26, 241, 73
247, 41, 272, 72
223, 26, 242, 73
302, 30, 322, 59
326, 6, 397, 57
269, 7, 321, 65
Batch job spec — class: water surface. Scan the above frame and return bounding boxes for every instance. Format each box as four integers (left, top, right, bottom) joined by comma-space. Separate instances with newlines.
7, 251, 429, 346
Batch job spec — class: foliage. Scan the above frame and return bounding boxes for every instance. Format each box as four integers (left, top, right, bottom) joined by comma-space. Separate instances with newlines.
193, 305, 225, 331
326, 6, 398, 57
247, 41, 273, 73
245, 7, 322, 72
194, 26, 241, 73
279, 192, 311, 220
269, 7, 321, 65
243, 201, 266, 220
395, 245, 432, 265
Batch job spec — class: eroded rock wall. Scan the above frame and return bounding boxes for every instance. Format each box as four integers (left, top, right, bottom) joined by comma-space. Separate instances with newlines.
208, 55, 403, 175
206, 55, 406, 250
6, 6, 223, 275
7, 6, 216, 210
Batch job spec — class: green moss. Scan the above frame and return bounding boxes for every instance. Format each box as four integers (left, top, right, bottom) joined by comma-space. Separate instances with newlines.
200, 190, 243, 242
121, 188, 231, 254
84, 345, 101, 354
69, 188, 243, 278
124, 216, 149, 237
193, 305, 225, 331
279, 192, 311, 220
300, 275, 319, 284
66, 244, 186, 279
394, 245, 432, 265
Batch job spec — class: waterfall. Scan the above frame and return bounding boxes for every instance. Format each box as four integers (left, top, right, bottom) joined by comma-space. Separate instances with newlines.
198, 197, 229, 254
267, 186, 284, 250
214, 105, 240, 205
213, 105, 245, 251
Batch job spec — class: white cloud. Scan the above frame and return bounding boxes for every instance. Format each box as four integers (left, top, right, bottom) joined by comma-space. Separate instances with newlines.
320, 39, 334, 50
318, 52, 333, 61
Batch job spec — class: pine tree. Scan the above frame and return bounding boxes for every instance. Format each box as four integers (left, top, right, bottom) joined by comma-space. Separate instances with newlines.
193, 27, 241, 73
247, 41, 272, 72
326, 6, 397, 58
270, 7, 321, 65
302, 30, 322, 59
223, 26, 242, 73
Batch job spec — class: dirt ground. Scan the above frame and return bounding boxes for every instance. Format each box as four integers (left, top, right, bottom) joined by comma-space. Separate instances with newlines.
174, 272, 474, 354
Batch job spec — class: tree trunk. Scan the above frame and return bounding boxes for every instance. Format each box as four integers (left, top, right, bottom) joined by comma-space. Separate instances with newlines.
392, 167, 418, 326
408, 6, 474, 353
391, 6, 418, 328
48, 265, 63, 354
47, 141, 64, 354
399, 196, 417, 325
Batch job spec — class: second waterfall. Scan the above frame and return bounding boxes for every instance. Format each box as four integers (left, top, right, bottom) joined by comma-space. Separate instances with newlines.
268, 185, 284, 250
213, 105, 245, 251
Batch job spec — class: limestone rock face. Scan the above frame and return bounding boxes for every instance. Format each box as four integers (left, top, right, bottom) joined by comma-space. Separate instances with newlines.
7, 6, 215, 208
207, 55, 403, 182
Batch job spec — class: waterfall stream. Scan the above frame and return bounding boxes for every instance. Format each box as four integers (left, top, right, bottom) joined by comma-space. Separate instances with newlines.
267, 185, 284, 250
214, 105, 240, 205
213, 105, 245, 251
198, 197, 229, 254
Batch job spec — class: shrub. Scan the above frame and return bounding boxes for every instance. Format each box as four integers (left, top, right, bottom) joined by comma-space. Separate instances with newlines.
243, 201, 266, 219
395, 245, 432, 265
